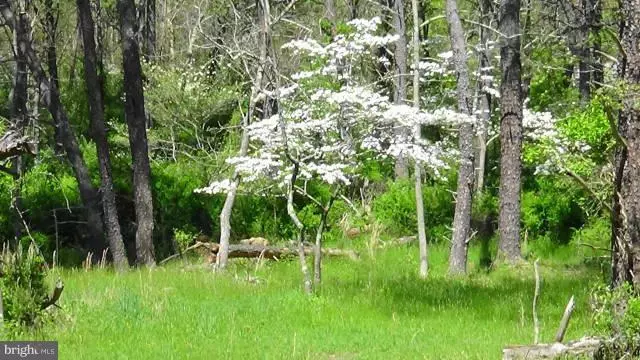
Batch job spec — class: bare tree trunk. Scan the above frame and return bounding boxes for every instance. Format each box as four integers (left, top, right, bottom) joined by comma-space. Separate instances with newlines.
117, 0, 156, 266
391, 0, 409, 179
1, 0, 107, 256
445, 0, 474, 275
216, 0, 271, 271
612, 0, 640, 289
78, 0, 128, 270
497, 0, 523, 262
287, 164, 312, 295
475, 0, 494, 194
411, 0, 428, 278
313, 189, 338, 288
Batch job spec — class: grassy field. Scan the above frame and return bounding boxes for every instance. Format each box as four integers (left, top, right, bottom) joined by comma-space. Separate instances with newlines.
24, 243, 606, 359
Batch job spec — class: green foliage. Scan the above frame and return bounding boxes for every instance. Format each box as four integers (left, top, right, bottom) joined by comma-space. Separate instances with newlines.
372, 180, 454, 241
0, 243, 50, 336
144, 62, 242, 159
521, 177, 585, 244
527, 44, 580, 115
558, 99, 614, 161
173, 227, 198, 253
19, 232, 52, 262
591, 283, 640, 356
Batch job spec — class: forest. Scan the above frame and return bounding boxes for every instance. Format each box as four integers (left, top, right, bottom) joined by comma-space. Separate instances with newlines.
0, 0, 639, 358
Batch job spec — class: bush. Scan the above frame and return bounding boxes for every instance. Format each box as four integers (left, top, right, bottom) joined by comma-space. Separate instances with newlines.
0, 243, 51, 336
591, 283, 640, 358
521, 177, 584, 244
372, 180, 454, 241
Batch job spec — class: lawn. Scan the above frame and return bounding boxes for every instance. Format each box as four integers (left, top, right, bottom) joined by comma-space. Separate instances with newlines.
24, 243, 605, 359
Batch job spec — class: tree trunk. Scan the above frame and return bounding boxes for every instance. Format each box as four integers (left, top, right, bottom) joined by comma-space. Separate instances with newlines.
348, 0, 359, 19
497, 0, 523, 262
325, 0, 336, 23
612, 0, 640, 289
216, 0, 271, 271
411, 0, 428, 278
445, 0, 474, 275
142, 0, 156, 60
586, 0, 603, 89
0, 0, 107, 256
96, 0, 107, 108
475, 0, 494, 194
43, 0, 64, 155
391, 0, 409, 179
9, 1, 28, 246
117, 0, 156, 266
287, 164, 312, 295
78, 0, 129, 270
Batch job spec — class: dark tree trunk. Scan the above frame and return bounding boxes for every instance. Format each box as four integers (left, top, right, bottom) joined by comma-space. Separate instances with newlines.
391, 0, 409, 179
142, 0, 156, 60
0, 0, 107, 256
497, 0, 523, 262
9, 2, 29, 245
117, 0, 156, 266
445, 0, 475, 275
43, 0, 63, 155
348, 0, 359, 19
78, 0, 129, 270
586, 0, 603, 89
611, 0, 640, 289
96, 0, 107, 108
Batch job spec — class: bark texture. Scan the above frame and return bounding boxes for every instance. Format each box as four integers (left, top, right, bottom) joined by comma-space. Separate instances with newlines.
612, 0, 640, 288
445, 0, 475, 275
118, 0, 156, 266
78, 0, 129, 270
497, 0, 524, 262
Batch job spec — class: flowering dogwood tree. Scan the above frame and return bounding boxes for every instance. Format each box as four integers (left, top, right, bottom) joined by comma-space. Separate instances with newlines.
197, 17, 473, 292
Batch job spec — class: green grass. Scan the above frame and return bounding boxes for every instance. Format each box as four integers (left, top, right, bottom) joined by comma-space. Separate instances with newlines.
20, 244, 603, 359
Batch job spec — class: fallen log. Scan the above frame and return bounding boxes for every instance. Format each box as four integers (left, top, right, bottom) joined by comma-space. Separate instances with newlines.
220, 244, 359, 261
503, 337, 602, 359
160, 242, 360, 265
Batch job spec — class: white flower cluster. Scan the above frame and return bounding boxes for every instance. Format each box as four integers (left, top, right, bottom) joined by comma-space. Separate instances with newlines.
198, 18, 469, 195
523, 108, 557, 140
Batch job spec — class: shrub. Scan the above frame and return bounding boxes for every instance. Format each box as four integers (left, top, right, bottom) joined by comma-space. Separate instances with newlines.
0, 243, 51, 336
373, 180, 454, 241
591, 283, 640, 358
